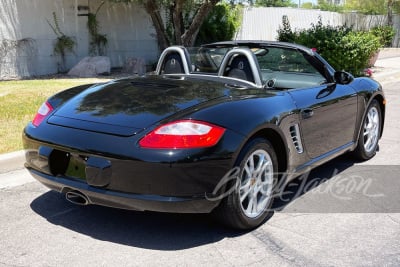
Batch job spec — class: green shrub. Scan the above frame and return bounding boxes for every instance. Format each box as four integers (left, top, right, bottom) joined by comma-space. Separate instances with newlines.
340, 31, 381, 74
195, 3, 242, 45
277, 15, 296, 43
277, 17, 382, 76
370, 25, 395, 47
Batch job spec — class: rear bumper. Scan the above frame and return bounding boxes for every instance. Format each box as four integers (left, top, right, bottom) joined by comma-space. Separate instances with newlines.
28, 167, 220, 213
22, 121, 244, 213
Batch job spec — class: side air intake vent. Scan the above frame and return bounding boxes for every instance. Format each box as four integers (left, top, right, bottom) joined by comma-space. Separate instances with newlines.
289, 124, 304, 154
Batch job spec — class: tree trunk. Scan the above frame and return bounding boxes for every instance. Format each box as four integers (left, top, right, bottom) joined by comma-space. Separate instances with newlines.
143, 0, 221, 49
143, 0, 170, 51
181, 0, 220, 46
172, 0, 184, 44
387, 0, 393, 26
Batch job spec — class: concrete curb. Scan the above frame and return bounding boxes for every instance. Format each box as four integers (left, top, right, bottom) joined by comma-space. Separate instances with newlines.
0, 150, 34, 189
0, 150, 26, 174
0, 169, 34, 189
0, 150, 24, 160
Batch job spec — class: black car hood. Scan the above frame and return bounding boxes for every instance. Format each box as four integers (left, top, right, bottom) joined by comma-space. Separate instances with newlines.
48, 76, 232, 136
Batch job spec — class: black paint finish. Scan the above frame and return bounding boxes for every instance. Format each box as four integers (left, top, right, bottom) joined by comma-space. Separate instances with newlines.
23, 42, 385, 213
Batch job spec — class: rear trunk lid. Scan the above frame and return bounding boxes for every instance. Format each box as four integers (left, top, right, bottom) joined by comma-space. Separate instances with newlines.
48, 76, 229, 136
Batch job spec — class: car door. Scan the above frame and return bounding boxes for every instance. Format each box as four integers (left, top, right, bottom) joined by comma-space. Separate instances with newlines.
288, 83, 358, 159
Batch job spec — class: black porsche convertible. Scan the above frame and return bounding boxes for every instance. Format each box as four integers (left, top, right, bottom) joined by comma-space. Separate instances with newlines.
23, 41, 385, 229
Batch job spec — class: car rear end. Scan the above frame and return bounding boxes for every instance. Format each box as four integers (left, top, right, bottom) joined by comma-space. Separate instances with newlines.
23, 77, 245, 213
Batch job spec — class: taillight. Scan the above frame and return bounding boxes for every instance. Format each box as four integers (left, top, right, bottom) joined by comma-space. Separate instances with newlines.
32, 101, 54, 127
139, 120, 225, 149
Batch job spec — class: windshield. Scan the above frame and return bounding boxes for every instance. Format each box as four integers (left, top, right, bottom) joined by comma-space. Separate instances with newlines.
255, 47, 321, 74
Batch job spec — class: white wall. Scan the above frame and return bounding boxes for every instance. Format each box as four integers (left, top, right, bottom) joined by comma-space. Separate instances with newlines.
92, 0, 159, 68
0, 0, 158, 79
236, 7, 343, 41
236, 7, 400, 48
3, 4, 398, 79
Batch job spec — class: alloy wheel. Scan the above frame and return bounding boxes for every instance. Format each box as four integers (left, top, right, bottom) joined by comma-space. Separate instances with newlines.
363, 106, 380, 153
239, 149, 274, 218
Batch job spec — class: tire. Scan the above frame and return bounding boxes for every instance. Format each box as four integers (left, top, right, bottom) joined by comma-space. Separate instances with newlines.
215, 138, 278, 230
353, 99, 382, 160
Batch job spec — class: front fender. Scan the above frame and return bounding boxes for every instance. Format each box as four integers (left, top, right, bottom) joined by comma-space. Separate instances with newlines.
350, 77, 385, 142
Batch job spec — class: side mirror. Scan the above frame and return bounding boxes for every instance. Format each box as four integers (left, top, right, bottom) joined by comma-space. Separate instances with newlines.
334, 71, 354, 85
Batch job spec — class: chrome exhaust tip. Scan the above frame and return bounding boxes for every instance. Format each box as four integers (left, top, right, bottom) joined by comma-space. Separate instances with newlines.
65, 190, 89, 206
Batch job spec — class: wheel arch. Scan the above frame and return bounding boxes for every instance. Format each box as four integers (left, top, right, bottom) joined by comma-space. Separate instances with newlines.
238, 127, 288, 176
353, 91, 386, 148
372, 93, 386, 138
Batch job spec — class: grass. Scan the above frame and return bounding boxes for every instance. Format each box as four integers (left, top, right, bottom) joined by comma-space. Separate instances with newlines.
0, 78, 111, 154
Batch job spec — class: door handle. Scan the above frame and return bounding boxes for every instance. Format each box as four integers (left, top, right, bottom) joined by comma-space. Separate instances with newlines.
301, 108, 314, 119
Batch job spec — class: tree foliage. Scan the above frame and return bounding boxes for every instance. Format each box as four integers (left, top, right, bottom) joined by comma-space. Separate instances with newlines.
344, 0, 386, 14
297, 0, 400, 14
347, 0, 400, 26
300, 2, 313, 9
255, 0, 295, 7
195, 3, 242, 45
301, 0, 400, 14
110, 0, 221, 50
314, 0, 344, 12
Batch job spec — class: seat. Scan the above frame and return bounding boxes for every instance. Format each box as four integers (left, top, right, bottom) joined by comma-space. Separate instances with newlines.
162, 52, 185, 74
156, 46, 192, 75
225, 55, 255, 83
